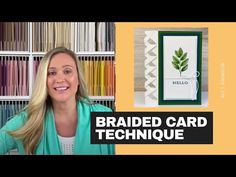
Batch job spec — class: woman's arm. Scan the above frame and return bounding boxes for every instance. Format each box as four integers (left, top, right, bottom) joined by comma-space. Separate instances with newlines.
0, 112, 26, 154
0, 126, 17, 154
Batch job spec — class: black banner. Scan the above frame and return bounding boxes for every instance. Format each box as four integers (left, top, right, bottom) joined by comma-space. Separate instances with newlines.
91, 112, 213, 144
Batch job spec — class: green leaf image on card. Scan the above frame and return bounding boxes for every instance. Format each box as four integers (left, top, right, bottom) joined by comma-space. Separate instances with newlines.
172, 47, 189, 76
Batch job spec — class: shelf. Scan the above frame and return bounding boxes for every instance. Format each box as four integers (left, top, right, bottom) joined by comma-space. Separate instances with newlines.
0, 51, 115, 56
0, 96, 30, 101
0, 22, 115, 106
0, 96, 114, 101
31, 51, 115, 56
89, 96, 114, 100
0, 51, 30, 55
0, 22, 116, 130
77, 51, 115, 56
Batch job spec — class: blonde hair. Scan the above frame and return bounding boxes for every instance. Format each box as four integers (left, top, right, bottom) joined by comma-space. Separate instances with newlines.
10, 47, 90, 154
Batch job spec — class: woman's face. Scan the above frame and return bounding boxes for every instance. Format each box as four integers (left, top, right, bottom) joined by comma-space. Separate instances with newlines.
47, 53, 79, 104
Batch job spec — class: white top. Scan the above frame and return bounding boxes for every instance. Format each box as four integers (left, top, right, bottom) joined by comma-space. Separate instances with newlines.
58, 135, 75, 155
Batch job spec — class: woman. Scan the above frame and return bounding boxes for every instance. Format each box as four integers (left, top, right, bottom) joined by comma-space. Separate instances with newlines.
0, 47, 115, 155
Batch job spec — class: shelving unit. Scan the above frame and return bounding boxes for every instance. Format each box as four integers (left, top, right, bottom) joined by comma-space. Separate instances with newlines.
0, 22, 116, 129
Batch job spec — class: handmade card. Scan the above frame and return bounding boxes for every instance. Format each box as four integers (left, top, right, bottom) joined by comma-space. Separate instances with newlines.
158, 31, 202, 105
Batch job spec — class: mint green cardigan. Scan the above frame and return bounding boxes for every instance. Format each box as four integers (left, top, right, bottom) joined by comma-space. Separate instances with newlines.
0, 100, 115, 155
